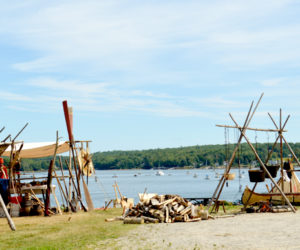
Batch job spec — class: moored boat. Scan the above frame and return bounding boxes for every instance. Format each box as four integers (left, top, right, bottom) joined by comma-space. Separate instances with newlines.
156, 170, 165, 176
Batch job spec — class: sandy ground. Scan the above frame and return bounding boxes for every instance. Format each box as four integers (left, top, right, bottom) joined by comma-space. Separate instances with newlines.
99, 211, 300, 250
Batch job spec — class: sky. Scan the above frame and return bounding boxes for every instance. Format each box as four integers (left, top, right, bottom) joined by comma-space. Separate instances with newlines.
1, 0, 300, 152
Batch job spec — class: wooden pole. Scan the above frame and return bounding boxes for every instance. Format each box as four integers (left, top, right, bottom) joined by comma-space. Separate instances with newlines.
63, 100, 91, 211
59, 156, 70, 208
74, 148, 94, 211
230, 114, 296, 213
216, 124, 286, 132
65, 159, 87, 211
44, 131, 59, 216
207, 100, 255, 211
282, 136, 300, 168
265, 113, 290, 164
0, 193, 16, 231
53, 168, 74, 211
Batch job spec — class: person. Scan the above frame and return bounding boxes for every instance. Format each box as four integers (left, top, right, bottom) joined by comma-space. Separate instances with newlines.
0, 157, 8, 179
0, 157, 9, 205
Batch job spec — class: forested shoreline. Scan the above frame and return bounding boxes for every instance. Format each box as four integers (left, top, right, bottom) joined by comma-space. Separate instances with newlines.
92, 143, 300, 170
12, 143, 300, 171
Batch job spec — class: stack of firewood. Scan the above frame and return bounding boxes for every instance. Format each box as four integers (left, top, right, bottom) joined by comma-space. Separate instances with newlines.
123, 194, 206, 223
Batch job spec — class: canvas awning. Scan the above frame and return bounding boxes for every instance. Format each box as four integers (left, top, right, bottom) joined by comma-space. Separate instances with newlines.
1, 141, 70, 159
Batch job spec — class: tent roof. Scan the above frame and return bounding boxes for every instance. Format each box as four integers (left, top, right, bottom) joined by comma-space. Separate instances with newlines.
1, 141, 70, 159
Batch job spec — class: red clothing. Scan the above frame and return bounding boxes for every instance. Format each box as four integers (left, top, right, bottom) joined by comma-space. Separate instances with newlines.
0, 165, 8, 179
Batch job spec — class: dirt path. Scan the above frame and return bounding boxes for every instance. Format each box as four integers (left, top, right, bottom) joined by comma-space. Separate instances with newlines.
98, 211, 300, 249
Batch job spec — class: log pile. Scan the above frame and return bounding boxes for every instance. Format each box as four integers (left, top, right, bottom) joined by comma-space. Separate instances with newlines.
123, 194, 205, 223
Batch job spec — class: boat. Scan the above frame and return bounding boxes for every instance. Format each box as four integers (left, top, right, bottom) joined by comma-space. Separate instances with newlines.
205, 174, 210, 180
156, 170, 165, 176
241, 186, 300, 205
193, 173, 198, 178
242, 163, 300, 205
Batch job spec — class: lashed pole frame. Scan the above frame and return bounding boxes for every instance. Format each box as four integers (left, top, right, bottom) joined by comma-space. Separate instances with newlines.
242, 114, 290, 210
268, 112, 300, 190
230, 114, 296, 213
207, 93, 264, 212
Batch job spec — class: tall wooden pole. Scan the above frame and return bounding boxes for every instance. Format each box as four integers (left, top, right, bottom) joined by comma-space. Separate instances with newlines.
280, 109, 284, 198
45, 132, 59, 216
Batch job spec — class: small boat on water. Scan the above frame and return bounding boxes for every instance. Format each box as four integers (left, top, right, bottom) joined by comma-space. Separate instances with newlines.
193, 173, 198, 178
156, 170, 165, 176
205, 174, 210, 180
112, 174, 117, 178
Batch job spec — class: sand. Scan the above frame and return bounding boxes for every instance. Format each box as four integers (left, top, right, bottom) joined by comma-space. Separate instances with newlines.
100, 211, 300, 250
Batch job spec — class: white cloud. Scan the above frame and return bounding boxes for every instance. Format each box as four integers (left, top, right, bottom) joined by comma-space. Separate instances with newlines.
0, 91, 32, 101
261, 78, 285, 87
0, 0, 296, 73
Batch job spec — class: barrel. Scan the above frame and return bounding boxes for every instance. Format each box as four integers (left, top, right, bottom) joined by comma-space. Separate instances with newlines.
24, 199, 33, 216
248, 169, 265, 182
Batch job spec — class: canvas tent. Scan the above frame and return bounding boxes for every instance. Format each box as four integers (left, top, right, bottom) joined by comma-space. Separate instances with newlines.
1, 141, 70, 159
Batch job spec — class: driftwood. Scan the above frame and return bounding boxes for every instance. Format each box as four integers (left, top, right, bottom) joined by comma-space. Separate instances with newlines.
124, 194, 206, 223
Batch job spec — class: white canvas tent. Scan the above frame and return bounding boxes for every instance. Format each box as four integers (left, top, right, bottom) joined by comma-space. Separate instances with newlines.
1, 141, 70, 159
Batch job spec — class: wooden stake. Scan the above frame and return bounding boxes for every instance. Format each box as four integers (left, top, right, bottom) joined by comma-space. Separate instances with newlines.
0, 193, 15, 231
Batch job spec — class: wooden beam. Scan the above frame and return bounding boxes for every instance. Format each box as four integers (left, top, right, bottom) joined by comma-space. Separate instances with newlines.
216, 124, 286, 133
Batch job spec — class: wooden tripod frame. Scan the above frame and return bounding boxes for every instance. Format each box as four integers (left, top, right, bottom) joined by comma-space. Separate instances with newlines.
207, 94, 296, 213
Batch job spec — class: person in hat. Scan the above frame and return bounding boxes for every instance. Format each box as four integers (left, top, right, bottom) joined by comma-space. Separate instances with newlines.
0, 157, 8, 179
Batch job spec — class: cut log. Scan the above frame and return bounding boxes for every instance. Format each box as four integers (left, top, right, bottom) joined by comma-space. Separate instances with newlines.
186, 217, 201, 222
105, 216, 124, 222
176, 205, 185, 213
157, 197, 177, 208
141, 216, 159, 223
150, 199, 159, 206
183, 214, 189, 222
165, 206, 169, 223
190, 205, 198, 218
124, 217, 144, 224
200, 210, 209, 220
179, 207, 191, 216
174, 215, 184, 222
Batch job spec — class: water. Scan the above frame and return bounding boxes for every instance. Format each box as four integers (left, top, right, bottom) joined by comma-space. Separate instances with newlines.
25, 169, 297, 208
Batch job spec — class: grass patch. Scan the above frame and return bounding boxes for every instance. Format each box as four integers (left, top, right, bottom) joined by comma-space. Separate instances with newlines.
0, 208, 136, 249
208, 204, 243, 215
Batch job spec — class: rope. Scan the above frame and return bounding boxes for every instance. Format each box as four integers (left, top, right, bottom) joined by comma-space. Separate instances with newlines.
94, 175, 112, 201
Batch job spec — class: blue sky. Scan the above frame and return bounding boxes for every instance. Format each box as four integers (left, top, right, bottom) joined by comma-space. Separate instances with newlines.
1, 0, 300, 152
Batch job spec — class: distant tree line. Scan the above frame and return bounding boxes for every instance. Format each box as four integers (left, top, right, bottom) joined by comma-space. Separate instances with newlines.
5, 143, 300, 171
91, 143, 300, 170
